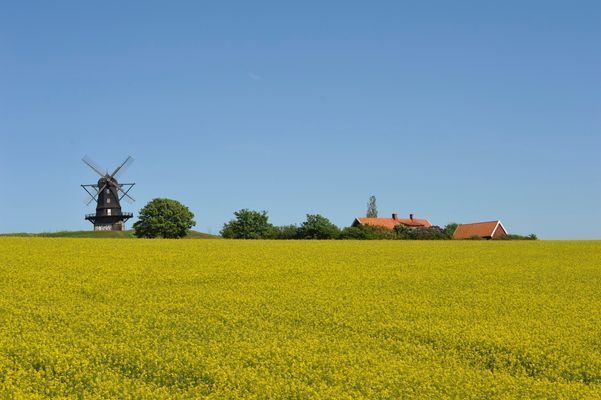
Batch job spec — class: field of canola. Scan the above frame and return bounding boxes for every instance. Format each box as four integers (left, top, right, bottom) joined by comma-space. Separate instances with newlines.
0, 238, 599, 399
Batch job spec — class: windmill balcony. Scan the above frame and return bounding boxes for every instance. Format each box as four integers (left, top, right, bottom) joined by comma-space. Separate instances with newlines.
85, 212, 133, 219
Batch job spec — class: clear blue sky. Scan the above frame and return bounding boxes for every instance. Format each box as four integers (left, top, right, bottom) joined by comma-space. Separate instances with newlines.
1, 1, 599, 238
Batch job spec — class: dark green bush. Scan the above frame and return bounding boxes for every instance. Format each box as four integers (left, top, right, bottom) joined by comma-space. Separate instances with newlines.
297, 214, 340, 239
221, 209, 273, 239
395, 224, 451, 240
444, 223, 458, 237
271, 225, 299, 240
495, 233, 538, 240
340, 225, 397, 240
465, 235, 484, 240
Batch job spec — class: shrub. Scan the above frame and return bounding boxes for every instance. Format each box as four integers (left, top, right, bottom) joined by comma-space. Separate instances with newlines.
495, 233, 538, 240
340, 225, 397, 240
271, 225, 299, 240
221, 209, 273, 239
444, 223, 458, 238
297, 214, 340, 239
412, 226, 450, 240
394, 224, 411, 239
395, 225, 451, 240
466, 235, 483, 240
133, 198, 196, 239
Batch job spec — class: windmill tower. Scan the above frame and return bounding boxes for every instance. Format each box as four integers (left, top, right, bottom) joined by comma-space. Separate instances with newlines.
81, 155, 135, 231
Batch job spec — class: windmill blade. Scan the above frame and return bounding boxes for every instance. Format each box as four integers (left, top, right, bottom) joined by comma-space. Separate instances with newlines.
121, 193, 135, 204
111, 156, 134, 179
95, 182, 108, 201
85, 194, 97, 206
81, 184, 100, 205
83, 191, 96, 205
118, 185, 135, 202
82, 155, 107, 177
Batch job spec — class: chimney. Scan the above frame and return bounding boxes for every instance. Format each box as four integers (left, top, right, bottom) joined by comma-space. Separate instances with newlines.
410, 213, 414, 220
392, 213, 398, 220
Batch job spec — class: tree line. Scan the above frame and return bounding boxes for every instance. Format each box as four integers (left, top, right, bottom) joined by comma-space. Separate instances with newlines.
132, 198, 536, 240
220, 209, 460, 240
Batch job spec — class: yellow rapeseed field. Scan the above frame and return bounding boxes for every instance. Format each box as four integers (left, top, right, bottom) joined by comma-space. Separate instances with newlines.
0, 238, 599, 399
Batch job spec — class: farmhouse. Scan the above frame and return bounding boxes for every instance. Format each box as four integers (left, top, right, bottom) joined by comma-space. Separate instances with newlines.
352, 213, 432, 230
453, 220, 508, 240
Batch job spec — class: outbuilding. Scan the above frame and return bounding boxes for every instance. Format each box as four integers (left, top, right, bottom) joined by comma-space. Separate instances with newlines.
453, 220, 507, 239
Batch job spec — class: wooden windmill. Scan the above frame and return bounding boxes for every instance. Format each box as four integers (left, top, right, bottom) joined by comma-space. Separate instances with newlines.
81, 155, 135, 231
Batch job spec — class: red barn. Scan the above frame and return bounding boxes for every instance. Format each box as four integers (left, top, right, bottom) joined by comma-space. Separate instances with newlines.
352, 213, 432, 230
453, 220, 508, 240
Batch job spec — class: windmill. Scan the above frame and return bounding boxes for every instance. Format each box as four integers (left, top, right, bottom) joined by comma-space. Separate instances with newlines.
81, 155, 135, 231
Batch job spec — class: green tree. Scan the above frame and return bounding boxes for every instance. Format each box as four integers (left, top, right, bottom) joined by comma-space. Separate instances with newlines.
133, 198, 196, 239
221, 209, 273, 239
444, 223, 458, 238
271, 225, 299, 240
394, 224, 411, 239
367, 195, 378, 218
297, 214, 340, 239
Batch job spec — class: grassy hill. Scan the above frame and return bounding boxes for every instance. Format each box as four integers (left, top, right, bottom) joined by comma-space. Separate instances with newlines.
0, 229, 218, 239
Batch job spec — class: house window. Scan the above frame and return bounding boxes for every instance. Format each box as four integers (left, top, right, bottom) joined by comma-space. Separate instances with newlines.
107, 209, 111, 216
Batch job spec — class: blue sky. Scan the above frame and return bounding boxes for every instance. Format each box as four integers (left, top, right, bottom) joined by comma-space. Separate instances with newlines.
1, 1, 599, 238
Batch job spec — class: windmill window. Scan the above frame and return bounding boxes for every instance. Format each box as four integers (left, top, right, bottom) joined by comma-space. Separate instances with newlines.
107, 209, 111, 216
107, 198, 111, 203
106, 189, 110, 194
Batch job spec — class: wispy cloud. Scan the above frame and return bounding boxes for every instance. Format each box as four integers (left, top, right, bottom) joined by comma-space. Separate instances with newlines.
248, 72, 262, 81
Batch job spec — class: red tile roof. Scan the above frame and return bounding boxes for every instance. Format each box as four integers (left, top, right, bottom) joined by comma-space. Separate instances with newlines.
354, 216, 432, 229
453, 221, 507, 239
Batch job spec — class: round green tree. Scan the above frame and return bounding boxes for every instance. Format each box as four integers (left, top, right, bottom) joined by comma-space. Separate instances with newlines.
220, 209, 273, 239
133, 198, 196, 239
297, 214, 340, 239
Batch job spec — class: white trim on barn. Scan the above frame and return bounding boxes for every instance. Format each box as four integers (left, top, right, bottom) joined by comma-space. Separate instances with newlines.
490, 220, 508, 237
